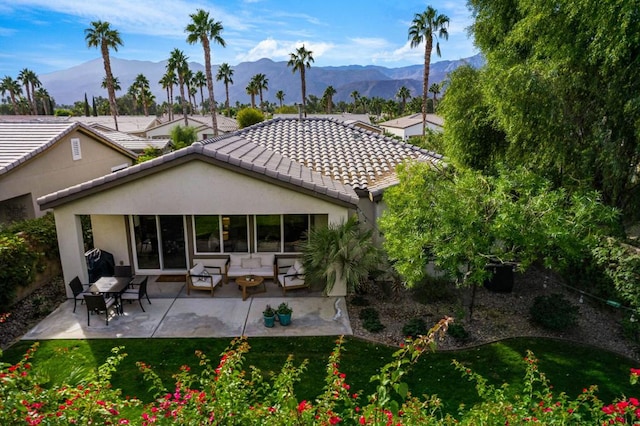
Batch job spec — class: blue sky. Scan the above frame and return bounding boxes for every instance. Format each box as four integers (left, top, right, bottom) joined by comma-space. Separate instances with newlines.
0, 0, 478, 78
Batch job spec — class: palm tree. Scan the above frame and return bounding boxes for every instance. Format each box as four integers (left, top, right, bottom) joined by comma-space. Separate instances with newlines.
429, 82, 441, 106
323, 86, 336, 113
183, 68, 195, 113
35, 87, 51, 115
18, 69, 40, 115
251, 73, 268, 110
396, 86, 411, 113
185, 9, 226, 136
246, 80, 259, 109
132, 74, 151, 116
159, 70, 177, 120
192, 70, 207, 114
350, 90, 360, 113
0, 76, 22, 114
85, 21, 123, 130
408, 6, 449, 135
275, 90, 285, 108
215, 62, 233, 117
101, 76, 121, 115
167, 48, 190, 125
287, 45, 314, 117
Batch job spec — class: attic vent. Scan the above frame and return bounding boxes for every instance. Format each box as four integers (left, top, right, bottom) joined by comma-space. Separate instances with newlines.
71, 138, 82, 160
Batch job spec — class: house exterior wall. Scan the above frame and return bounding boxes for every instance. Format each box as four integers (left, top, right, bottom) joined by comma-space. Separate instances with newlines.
54, 160, 352, 295
145, 122, 211, 141
0, 129, 133, 223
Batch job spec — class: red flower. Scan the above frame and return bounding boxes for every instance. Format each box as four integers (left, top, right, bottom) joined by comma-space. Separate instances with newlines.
602, 405, 615, 414
630, 397, 640, 407
359, 415, 366, 424
329, 415, 341, 424
297, 400, 308, 413
631, 368, 640, 376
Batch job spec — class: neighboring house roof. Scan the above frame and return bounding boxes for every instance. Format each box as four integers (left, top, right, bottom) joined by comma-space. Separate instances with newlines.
0, 121, 137, 176
151, 115, 238, 134
274, 113, 372, 124
89, 125, 172, 153
38, 137, 359, 210
223, 117, 442, 193
68, 116, 161, 135
379, 113, 444, 130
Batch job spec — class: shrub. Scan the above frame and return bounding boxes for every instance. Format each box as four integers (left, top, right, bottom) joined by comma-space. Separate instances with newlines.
349, 295, 369, 306
402, 317, 428, 338
448, 323, 470, 341
236, 107, 264, 128
412, 274, 457, 304
530, 293, 579, 330
359, 307, 385, 333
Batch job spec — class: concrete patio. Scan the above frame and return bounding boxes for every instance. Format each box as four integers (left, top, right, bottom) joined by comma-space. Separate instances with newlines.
22, 277, 352, 341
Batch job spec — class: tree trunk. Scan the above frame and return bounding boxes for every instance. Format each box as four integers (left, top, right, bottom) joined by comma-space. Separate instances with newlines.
203, 38, 219, 137
101, 44, 119, 131
422, 37, 433, 136
225, 83, 230, 117
300, 68, 307, 117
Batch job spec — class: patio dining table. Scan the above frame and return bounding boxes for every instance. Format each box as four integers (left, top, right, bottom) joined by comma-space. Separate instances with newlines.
91, 276, 131, 314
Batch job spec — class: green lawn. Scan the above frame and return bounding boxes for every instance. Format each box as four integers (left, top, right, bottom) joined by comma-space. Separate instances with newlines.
2, 336, 637, 415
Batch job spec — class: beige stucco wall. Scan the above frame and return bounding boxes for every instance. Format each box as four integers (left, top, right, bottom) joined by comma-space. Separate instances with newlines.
54, 159, 352, 295
0, 129, 133, 221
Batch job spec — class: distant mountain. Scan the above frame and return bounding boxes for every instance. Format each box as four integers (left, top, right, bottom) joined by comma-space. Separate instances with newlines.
40, 54, 484, 106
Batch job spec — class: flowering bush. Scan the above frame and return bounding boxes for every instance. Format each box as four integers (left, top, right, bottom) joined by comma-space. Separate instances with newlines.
2, 317, 640, 425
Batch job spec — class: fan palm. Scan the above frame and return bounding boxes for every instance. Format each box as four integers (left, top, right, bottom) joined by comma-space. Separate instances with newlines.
159, 70, 177, 120
215, 62, 233, 117
396, 86, 411, 113
186, 9, 226, 136
429, 82, 441, 106
85, 21, 123, 130
408, 6, 449, 135
132, 74, 151, 116
18, 68, 40, 115
287, 45, 314, 117
323, 86, 336, 113
350, 90, 360, 113
192, 70, 207, 114
35, 87, 51, 115
302, 216, 380, 295
275, 90, 285, 108
167, 48, 190, 125
246, 80, 259, 109
0, 76, 22, 115
252, 73, 268, 110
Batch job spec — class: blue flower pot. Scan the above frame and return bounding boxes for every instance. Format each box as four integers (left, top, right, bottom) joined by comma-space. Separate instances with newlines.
278, 313, 291, 326
264, 315, 275, 328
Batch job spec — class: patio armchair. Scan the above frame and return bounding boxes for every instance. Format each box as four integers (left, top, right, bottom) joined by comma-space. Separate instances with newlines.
120, 276, 151, 312
84, 293, 118, 326
68, 276, 90, 313
276, 259, 309, 295
186, 263, 222, 296
114, 265, 134, 287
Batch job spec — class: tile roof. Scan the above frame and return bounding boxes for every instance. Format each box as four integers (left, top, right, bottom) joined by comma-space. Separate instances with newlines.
153, 115, 239, 133
38, 137, 359, 209
89, 125, 171, 152
379, 113, 444, 129
274, 113, 372, 124
0, 121, 135, 176
68, 116, 160, 134
215, 117, 443, 192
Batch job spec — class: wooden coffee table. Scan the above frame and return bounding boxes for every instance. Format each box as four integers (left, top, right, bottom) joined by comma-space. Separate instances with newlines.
236, 275, 266, 301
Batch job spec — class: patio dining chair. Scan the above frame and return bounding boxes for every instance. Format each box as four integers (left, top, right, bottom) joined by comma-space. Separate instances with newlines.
84, 293, 118, 326
68, 276, 90, 313
114, 265, 134, 287
120, 276, 151, 312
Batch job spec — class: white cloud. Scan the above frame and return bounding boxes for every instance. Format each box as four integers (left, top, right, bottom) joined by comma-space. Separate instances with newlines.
235, 38, 334, 63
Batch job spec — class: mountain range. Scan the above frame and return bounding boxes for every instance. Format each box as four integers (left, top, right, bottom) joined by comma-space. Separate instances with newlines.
40, 54, 484, 106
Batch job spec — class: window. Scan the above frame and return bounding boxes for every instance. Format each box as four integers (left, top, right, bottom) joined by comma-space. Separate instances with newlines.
256, 215, 281, 252
222, 215, 249, 253
71, 138, 82, 160
193, 215, 221, 253
284, 214, 308, 252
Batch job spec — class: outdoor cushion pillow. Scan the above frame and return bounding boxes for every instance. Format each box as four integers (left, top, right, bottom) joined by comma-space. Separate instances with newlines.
241, 257, 262, 269
287, 266, 297, 276
293, 260, 304, 274
190, 263, 205, 276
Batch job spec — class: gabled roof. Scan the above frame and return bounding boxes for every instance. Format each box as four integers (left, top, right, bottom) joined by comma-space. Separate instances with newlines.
89, 125, 172, 152
274, 113, 372, 125
379, 113, 444, 130
151, 115, 238, 134
216, 117, 443, 193
0, 121, 137, 176
68, 115, 161, 134
38, 138, 359, 210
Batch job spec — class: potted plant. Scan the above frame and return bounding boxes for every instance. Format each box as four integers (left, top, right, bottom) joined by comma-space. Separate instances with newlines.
263, 304, 276, 328
276, 302, 292, 326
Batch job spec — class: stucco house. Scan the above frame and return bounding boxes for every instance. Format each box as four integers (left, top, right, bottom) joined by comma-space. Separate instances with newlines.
379, 113, 444, 140
0, 121, 137, 224
145, 115, 238, 140
38, 118, 442, 296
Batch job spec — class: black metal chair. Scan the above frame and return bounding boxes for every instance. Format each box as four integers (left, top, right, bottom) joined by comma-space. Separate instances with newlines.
68, 276, 90, 313
84, 293, 118, 326
120, 277, 151, 312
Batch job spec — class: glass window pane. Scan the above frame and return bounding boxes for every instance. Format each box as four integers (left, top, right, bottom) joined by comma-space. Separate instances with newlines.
256, 215, 281, 252
223, 215, 248, 252
194, 215, 220, 253
159, 215, 186, 269
134, 215, 160, 269
284, 214, 308, 252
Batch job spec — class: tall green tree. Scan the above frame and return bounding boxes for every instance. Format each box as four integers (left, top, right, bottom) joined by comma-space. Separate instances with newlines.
251, 73, 269, 110
287, 45, 314, 117
0, 76, 21, 114
159, 70, 177, 121
408, 6, 449, 135
396, 86, 411, 114
429, 82, 441, 106
192, 70, 207, 114
215, 62, 234, 117
275, 90, 285, 108
85, 21, 123, 130
35, 88, 52, 115
167, 49, 190, 125
185, 9, 226, 136
18, 68, 40, 115
131, 74, 151, 116
246, 80, 259, 109
323, 86, 336, 113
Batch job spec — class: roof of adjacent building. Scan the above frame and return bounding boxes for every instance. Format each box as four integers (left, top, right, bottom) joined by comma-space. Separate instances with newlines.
0, 121, 137, 176
68, 115, 161, 134
89, 125, 172, 152
150, 114, 239, 134
379, 113, 444, 130
218, 117, 443, 192
274, 113, 372, 125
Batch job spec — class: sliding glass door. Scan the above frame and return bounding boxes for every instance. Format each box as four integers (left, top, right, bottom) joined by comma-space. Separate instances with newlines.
132, 215, 186, 271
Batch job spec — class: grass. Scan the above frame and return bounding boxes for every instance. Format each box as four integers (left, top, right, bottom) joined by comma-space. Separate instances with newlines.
2, 336, 637, 415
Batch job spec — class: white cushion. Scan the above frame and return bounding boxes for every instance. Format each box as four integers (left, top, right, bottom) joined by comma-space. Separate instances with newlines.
229, 254, 244, 266
278, 274, 306, 287
241, 257, 262, 268
293, 260, 304, 274
257, 253, 275, 266
190, 263, 205, 276
287, 266, 297, 276
192, 274, 222, 288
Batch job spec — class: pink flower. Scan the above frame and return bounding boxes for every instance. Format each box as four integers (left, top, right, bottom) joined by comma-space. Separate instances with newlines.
631, 368, 640, 376
630, 397, 639, 407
